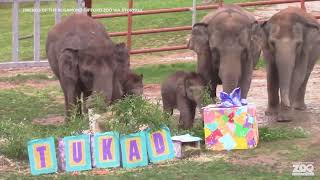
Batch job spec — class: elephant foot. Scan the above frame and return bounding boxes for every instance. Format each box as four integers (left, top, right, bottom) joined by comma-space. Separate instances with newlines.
293, 102, 307, 111
277, 106, 293, 122
276, 115, 292, 122
265, 106, 279, 116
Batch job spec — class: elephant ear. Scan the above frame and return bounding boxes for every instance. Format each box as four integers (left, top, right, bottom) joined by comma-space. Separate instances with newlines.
250, 21, 264, 68
58, 49, 79, 82
188, 23, 209, 54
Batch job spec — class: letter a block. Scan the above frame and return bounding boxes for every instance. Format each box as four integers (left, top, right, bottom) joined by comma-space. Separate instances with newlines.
146, 126, 175, 163
93, 132, 120, 168
120, 131, 148, 168
27, 137, 58, 175
63, 134, 92, 172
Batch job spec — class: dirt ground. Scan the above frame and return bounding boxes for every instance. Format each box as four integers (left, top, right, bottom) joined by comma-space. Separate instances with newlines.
1, 2, 320, 175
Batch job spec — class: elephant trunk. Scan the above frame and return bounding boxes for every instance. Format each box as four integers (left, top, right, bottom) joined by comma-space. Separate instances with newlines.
93, 68, 117, 105
275, 44, 295, 108
219, 54, 241, 93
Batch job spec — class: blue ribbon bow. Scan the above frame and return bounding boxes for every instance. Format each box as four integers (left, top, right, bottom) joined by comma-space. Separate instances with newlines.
219, 87, 248, 108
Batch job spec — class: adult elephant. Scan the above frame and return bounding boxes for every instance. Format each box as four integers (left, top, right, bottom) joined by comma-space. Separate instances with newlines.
188, 5, 262, 101
46, 14, 129, 117
261, 7, 320, 121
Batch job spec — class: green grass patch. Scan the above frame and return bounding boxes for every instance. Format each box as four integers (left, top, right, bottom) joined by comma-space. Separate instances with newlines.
259, 127, 308, 142
0, 87, 88, 160
134, 62, 196, 84
0, 73, 57, 83
1, 159, 291, 179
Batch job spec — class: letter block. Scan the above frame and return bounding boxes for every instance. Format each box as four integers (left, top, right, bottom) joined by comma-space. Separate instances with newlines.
27, 137, 58, 175
63, 134, 92, 172
93, 132, 120, 168
146, 126, 175, 163
120, 131, 148, 168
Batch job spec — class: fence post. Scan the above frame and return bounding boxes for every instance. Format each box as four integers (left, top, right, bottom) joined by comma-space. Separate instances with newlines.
77, 0, 84, 13
300, 0, 306, 11
55, 0, 62, 24
34, 0, 40, 62
191, 0, 197, 26
84, 0, 92, 16
127, 0, 133, 60
12, 0, 19, 62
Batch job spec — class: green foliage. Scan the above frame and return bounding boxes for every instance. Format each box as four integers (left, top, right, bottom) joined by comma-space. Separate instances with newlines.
259, 127, 308, 142
0, 88, 88, 159
100, 95, 172, 135
202, 83, 214, 107
255, 58, 266, 69
88, 92, 108, 114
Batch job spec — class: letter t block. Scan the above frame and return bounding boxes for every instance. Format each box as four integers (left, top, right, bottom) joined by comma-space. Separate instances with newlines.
27, 137, 58, 175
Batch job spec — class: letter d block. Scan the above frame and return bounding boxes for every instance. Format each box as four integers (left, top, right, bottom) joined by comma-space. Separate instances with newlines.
146, 126, 175, 163
93, 132, 120, 168
120, 131, 148, 168
27, 137, 58, 175
64, 134, 92, 172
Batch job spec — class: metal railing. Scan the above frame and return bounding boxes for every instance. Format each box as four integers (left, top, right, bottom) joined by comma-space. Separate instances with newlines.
0, 0, 84, 68
85, 0, 320, 56
0, 0, 319, 68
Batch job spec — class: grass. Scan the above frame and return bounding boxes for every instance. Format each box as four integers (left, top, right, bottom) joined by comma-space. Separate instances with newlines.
0, 87, 88, 160
259, 127, 308, 142
1, 159, 293, 179
134, 62, 196, 84
0, 0, 257, 62
0, 73, 57, 83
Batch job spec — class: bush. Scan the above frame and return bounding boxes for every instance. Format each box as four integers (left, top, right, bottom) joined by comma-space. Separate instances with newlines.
95, 95, 173, 135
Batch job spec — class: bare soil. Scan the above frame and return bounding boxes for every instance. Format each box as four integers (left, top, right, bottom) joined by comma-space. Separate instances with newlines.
1, 2, 320, 175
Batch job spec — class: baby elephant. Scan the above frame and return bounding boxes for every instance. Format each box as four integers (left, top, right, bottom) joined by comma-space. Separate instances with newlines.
112, 70, 144, 102
161, 71, 205, 129
123, 71, 144, 96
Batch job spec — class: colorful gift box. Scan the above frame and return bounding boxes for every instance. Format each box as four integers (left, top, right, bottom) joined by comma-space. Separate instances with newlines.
120, 131, 148, 168
145, 126, 175, 163
203, 104, 259, 150
63, 134, 92, 172
27, 137, 58, 175
93, 131, 120, 168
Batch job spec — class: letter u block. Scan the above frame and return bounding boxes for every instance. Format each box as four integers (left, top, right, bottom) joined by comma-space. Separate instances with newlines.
120, 131, 148, 168
93, 132, 120, 168
146, 126, 175, 163
27, 137, 58, 175
63, 134, 92, 172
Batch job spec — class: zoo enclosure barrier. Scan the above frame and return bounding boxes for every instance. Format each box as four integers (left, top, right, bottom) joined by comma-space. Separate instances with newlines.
85, 0, 320, 57
0, 0, 85, 68
0, 0, 320, 69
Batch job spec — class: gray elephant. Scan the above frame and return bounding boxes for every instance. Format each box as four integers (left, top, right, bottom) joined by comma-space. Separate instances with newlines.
161, 71, 205, 129
188, 5, 262, 101
46, 14, 128, 117
261, 7, 320, 121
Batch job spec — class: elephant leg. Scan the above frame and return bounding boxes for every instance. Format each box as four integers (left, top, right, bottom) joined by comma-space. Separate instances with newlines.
82, 90, 92, 114
177, 98, 194, 129
162, 98, 174, 116
265, 62, 280, 116
75, 86, 82, 116
60, 80, 79, 118
292, 73, 310, 111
